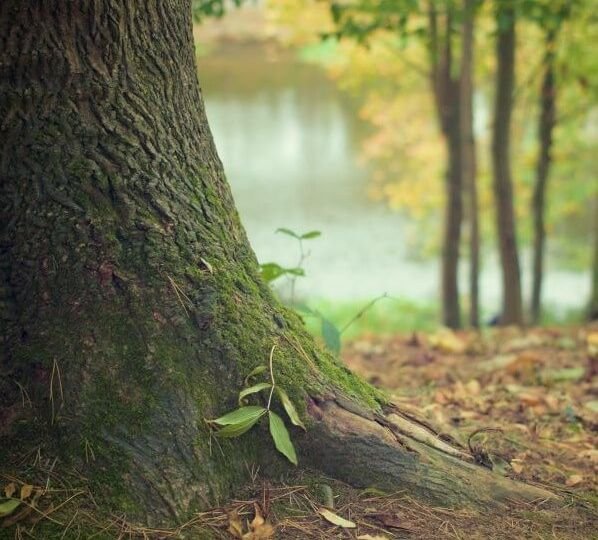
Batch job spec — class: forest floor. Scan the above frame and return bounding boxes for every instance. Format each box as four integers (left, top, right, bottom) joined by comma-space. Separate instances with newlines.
1, 325, 596, 539
216, 324, 598, 540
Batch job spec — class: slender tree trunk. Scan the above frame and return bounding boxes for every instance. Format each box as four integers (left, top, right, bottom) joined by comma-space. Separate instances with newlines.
491, 1, 524, 325
0, 0, 554, 528
589, 198, 598, 321
443, 117, 463, 329
530, 29, 557, 325
460, 0, 480, 328
429, 4, 462, 329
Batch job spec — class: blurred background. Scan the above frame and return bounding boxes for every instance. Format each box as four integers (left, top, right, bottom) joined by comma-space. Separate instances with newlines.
193, 0, 597, 334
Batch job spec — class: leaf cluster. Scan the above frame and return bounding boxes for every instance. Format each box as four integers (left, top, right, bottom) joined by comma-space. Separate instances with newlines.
206, 349, 305, 465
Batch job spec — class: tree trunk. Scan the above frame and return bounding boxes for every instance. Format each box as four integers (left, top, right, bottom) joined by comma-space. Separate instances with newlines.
0, 0, 554, 527
491, 1, 524, 326
589, 198, 598, 321
429, 4, 462, 329
530, 29, 557, 325
460, 0, 480, 328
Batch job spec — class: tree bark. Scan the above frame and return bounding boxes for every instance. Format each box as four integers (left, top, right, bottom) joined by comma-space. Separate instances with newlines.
491, 1, 524, 326
0, 0, 554, 527
429, 4, 462, 329
530, 29, 557, 325
460, 0, 480, 328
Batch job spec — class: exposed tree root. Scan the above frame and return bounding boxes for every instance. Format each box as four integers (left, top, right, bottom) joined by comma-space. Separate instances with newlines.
301, 397, 558, 509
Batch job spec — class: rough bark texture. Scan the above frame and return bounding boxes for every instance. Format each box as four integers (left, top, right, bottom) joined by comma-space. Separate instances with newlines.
429, 5, 462, 329
530, 29, 557, 325
460, 0, 480, 328
1, 0, 555, 528
491, 2, 524, 326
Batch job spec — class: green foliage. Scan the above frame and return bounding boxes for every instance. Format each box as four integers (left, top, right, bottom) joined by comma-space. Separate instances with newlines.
304, 298, 440, 336
321, 316, 342, 355
259, 262, 304, 283
276, 387, 306, 429
192, 0, 245, 21
326, 0, 420, 44
276, 227, 321, 240
212, 406, 266, 437
238, 382, 272, 405
297, 295, 391, 354
0, 499, 21, 518
259, 227, 320, 286
207, 347, 303, 464
268, 410, 297, 465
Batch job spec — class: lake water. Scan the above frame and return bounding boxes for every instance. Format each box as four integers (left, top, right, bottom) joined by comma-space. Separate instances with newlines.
198, 42, 590, 315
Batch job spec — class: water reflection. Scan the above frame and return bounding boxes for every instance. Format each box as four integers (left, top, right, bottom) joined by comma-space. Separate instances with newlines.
198, 43, 589, 313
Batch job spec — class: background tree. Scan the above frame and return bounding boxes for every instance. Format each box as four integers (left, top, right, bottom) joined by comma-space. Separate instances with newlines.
589, 199, 598, 320
327, 0, 471, 328
491, 0, 524, 325
427, 1, 463, 329
460, 0, 480, 327
0, 0, 553, 528
529, 1, 570, 324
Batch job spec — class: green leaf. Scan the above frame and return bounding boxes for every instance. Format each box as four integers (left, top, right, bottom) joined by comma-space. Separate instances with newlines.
321, 317, 341, 355
215, 414, 264, 437
584, 400, 598, 413
294, 303, 317, 316
276, 387, 305, 430
211, 406, 266, 426
300, 230, 321, 240
244, 365, 268, 384
239, 382, 272, 404
0, 499, 21, 518
268, 411, 297, 465
275, 227, 300, 239
260, 263, 305, 283
260, 262, 286, 283
542, 367, 585, 383
213, 407, 267, 438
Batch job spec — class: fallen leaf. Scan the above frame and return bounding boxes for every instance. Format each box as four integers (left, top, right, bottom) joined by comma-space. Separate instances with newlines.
245, 520, 275, 539
4, 483, 16, 498
20, 484, 33, 500
584, 400, 598, 413
465, 379, 481, 396
434, 390, 449, 404
0, 499, 21, 518
504, 334, 545, 352
505, 352, 542, 379
228, 505, 275, 540
358, 535, 390, 540
250, 503, 265, 529
1, 503, 33, 528
318, 508, 356, 528
541, 367, 585, 383
228, 510, 244, 539
587, 332, 598, 357
578, 449, 598, 463
566, 474, 583, 487
544, 394, 560, 411
429, 329, 466, 354
518, 392, 543, 407
510, 459, 524, 474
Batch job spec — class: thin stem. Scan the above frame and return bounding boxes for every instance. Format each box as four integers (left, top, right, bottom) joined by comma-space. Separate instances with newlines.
340, 293, 388, 335
266, 344, 277, 410
290, 239, 306, 305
